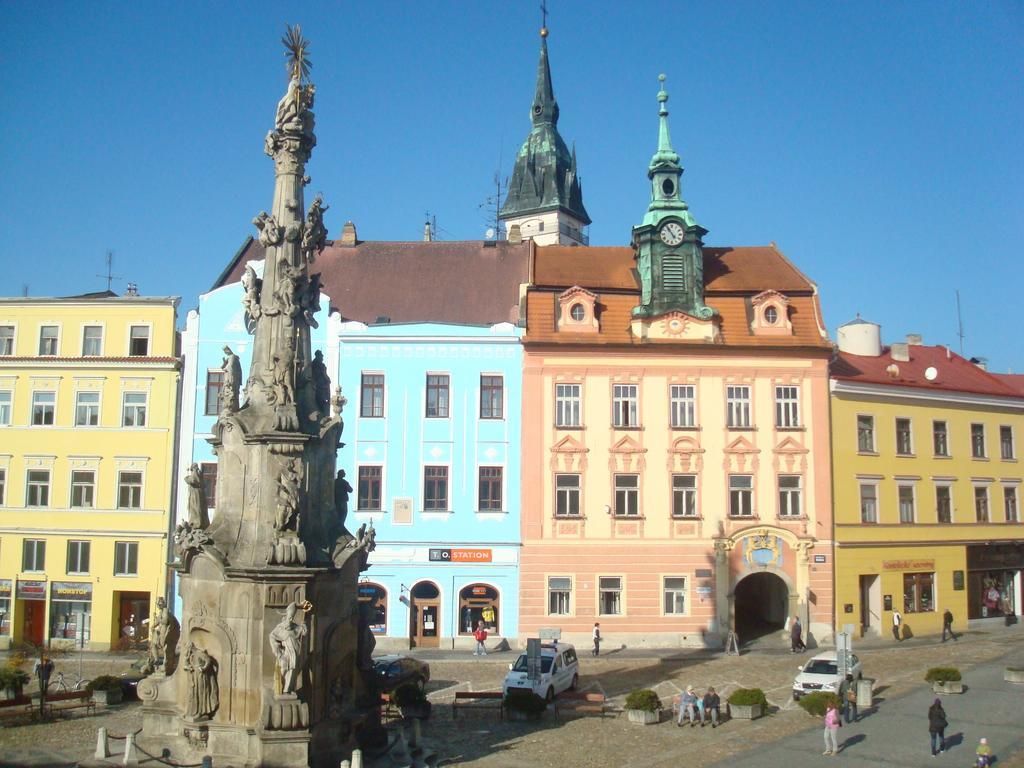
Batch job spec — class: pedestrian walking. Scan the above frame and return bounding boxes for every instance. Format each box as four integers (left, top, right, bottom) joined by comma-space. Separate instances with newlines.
701, 687, 721, 728
592, 622, 601, 656
790, 615, 806, 653
941, 608, 957, 642
927, 698, 947, 756
892, 609, 903, 642
473, 621, 488, 656
823, 700, 841, 756
840, 673, 858, 723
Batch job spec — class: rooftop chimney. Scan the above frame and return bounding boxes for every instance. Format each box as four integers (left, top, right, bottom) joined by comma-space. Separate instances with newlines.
906, 333, 923, 345
969, 356, 988, 371
508, 224, 523, 245
890, 342, 910, 362
339, 221, 358, 247
125, 282, 139, 296
423, 221, 432, 242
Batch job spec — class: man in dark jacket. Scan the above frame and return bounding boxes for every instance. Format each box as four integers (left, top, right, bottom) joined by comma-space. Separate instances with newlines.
928, 698, 948, 755
942, 608, 957, 641
790, 616, 805, 653
701, 687, 721, 728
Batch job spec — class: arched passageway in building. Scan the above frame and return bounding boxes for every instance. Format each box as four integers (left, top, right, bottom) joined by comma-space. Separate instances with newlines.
734, 571, 789, 643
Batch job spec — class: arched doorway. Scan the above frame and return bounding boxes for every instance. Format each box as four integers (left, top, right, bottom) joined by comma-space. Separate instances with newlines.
734, 572, 789, 643
409, 581, 440, 648
458, 584, 499, 635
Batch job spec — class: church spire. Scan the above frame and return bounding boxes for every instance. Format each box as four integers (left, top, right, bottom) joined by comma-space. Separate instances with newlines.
650, 74, 680, 173
531, 29, 559, 127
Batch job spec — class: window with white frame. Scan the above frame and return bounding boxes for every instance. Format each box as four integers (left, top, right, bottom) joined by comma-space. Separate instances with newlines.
478, 466, 503, 511
39, 325, 59, 355
1001, 426, 1015, 460
480, 375, 504, 420
31, 391, 55, 425
82, 325, 103, 356
936, 485, 952, 524
729, 475, 753, 517
971, 423, 986, 458
117, 471, 143, 509
670, 385, 696, 428
423, 466, 449, 510
70, 470, 95, 508
895, 418, 913, 455
775, 386, 799, 428
1004, 485, 1019, 523
779, 475, 802, 517
663, 576, 686, 615
0, 325, 13, 355
22, 539, 46, 571
555, 384, 581, 427
614, 474, 639, 516
898, 484, 916, 523
66, 540, 91, 574
859, 482, 878, 523
122, 392, 147, 427
933, 421, 949, 457
548, 577, 572, 615
26, 469, 50, 507
204, 370, 224, 416
114, 541, 139, 576
612, 384, 638, 428
128, 325, 149, 356
974, 485, 990, 522
726, 386, 751, 428
672, 474, 697, 518
75, 391, 100, 426
598, 576, 622, 615
0, 468, 6, 504
555, 474, 581, 516
857, 415, 875, 452
0, 390, 10, 425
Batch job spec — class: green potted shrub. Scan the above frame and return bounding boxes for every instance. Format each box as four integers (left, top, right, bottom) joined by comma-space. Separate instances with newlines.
624, 689, 662, 725
1004, 666, 1024, 684
796, 691, 841, 717
0, 667, 30, 700
925, 667, 963, 694
88, 675, 124, 705
393, 683, 431, 720
727, 688, 767, 720
503, 689, 547, 722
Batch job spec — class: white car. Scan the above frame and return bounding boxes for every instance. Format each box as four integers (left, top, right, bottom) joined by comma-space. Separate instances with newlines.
502, 642, 580, 702
792, 651, 862, 700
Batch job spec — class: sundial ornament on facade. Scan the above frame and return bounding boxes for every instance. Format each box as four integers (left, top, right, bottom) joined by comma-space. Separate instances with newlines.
137, 27, 377, 768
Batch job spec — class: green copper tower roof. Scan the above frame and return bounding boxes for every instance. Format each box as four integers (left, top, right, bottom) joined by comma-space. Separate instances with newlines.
640, 75, 697, 231
499, 30, 590, 225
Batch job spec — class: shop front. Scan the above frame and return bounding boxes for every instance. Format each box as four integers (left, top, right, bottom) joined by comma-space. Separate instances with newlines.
967, 543, 1022, 625
16, 579, 46, 645
49, 582, 93, 648
0, 580, 11, 643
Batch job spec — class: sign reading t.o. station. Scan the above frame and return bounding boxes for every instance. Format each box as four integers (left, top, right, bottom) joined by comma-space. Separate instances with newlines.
428, 548, 492, 563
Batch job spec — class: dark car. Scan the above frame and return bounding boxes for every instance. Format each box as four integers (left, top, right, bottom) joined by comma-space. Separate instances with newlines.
372, 654, 430, 694
119, 658, 149, 700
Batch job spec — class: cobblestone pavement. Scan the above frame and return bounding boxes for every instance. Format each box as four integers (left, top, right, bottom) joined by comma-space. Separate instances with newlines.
1, 629, 1022, 767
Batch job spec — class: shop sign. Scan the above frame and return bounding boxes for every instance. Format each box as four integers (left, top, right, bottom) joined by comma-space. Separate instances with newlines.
953, 570, 965, 591
16, 580, 46, 600
967, 543, 1024, 570
695, 569, 712, 578
51, 582, 93, 600
0, 580, 11, 598
695, 586, 713, 596
814, 555, 827, 563
882, 559, 935, 571
429, 548, 492, 563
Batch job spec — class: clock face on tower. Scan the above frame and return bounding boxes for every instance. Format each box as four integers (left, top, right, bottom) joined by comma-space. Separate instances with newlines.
659, 221, 684, 246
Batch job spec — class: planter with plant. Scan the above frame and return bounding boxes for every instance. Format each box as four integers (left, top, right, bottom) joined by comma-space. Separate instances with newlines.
88, 675, 124, 705
503, 689, 547, 721
1004, 666, 1024, 684
0, 667, 30, 701
727, 688, 767, 720
796, 691, 841, 717
393, 683, 431, 720
624, 689, 662, 725
924, 667, 963, 694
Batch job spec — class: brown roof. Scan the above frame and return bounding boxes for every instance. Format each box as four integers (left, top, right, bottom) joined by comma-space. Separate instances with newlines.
524, 244, 830, 349
218, 238, 532, 326
993, 373, 1024, 397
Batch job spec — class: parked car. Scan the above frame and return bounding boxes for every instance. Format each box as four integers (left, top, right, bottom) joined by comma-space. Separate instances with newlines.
792, 651, 862, 700
502, 642, 579, 702
372, 654, 430, 694
119, 657, 149, 700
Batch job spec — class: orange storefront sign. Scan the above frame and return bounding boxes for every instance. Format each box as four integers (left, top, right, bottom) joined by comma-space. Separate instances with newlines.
882, 559, 935, 571
429, 548, 492, 563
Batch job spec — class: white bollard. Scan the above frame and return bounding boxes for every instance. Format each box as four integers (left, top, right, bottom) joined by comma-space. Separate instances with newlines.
122, 732, 139, 766
351, 749, 363, 768
339, 761, 350, 768
95, 727, 110, 759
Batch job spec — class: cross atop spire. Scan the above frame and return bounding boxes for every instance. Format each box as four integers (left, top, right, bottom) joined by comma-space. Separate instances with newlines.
650, 74, 681, 175
540, 0, 549, 34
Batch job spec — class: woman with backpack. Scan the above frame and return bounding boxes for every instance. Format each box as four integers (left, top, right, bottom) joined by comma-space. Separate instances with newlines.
928, 698, 948, 756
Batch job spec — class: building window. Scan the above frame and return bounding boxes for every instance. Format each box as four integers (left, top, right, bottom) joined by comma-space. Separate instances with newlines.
204, 370, 224, 416
478, 467, 503, 511
614, 474, 639, 516
0, 325, 13, 355
118, 471, 143, 509
672, 474, 697, 518
971, 423, 986, 458
974, 486, 989, 522
775, 386, 799, 428
555, 384, 581, 427
729, 475, 754, 517
548, 577, 572, 615
555, 474, 580, 517
663, 577, 687, 615
857, 415, 875, 452
200, 462, 217, 509
114, 541, 139, 576
357, 466, 382, 511
423, 466, 449, 510
779, 475, 802, 517
22, 539, 46, 572
0, 390, 11, 425
612, 384, 638, 428
895, 418, 913, 455
82, 325, 103, 356
39, 325, 59, 355
598, 576, 622, 615
480, 375, 503, 419
903, 572, 935, 613
75, 391, 100, 426
898, 484, 916, 523
425, 374, 450, 418
122, 392, 147, 427
66, 540, 91, 574
31, 391, 55, 425
933, 421, 949, 457
669, 385, 696, 428
936, 485, 952, 524
129, 325, 149, 355
360, 374, 384, 418
0, 468, 5, 505
1004, 486, 1019, 523
1001, 426, 1015, 460
26, 469, 50, 507
726, 386, 751, 428
70, 470, 96, 508
569, 303, 585, 321
859, 483, 878, 523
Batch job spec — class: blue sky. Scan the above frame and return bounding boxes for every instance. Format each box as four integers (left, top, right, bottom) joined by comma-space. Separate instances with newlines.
1, 1, 1021, 371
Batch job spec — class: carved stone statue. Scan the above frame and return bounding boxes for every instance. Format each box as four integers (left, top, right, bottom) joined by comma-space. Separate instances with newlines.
241, 264, 262, 321
301, 273, 322, 328
275, 75, 303, 130
143, 597, 181, 676
274, 257, 301, 319
184, 464, 210, 529
173, 520, 213, 559
311, 350, 331, 415
184, 642, 219, 721
268, 600, 312, 695
301, 194, 329, 264
275, 460, 301, 533
269, 348, 296, 406
331, 386, 347, 419
219, 346, 243, 414
253, 211, 283, 247
333, 469, 352, 534
354, 522, 376, 572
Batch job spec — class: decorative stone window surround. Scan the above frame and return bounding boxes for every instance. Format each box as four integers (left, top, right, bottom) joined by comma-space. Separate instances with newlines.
557, 286, 599, 333
750, 290, 793, 336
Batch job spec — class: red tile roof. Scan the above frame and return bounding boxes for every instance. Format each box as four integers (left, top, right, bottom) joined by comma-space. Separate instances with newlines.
992, 373, 1024, 396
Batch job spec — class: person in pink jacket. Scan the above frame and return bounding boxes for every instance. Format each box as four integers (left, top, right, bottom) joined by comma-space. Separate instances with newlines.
823, 701, 841, 756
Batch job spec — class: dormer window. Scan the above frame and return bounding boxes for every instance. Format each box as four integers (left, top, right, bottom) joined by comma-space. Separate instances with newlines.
764, 306, 778, 325
750, 290, 793, 336
570, 303, 585, 322
557, 286, 599, 334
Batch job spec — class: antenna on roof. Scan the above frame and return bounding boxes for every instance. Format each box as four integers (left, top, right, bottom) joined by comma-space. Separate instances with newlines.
423, 211, 437, 242
96, 250, 123, 292
955, 290, 965, 356
21, 284, 29, 297
478, 168, 508, 240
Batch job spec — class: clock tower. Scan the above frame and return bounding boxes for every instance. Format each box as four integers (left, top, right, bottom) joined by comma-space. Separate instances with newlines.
631, 75, 714, 321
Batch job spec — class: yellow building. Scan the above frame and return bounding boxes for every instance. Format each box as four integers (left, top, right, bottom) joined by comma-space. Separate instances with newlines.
831, 320, 1024, 640
0, 292, 180, 650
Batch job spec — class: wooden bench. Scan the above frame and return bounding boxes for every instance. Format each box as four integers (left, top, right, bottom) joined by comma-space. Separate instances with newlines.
555, 691, 608, 717
43, 690, 96, 718
0, 697, 37, 724
452, 691, 504, 720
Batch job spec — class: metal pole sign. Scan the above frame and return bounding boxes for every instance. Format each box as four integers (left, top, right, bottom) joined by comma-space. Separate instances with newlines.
836, 626, 854, 678
526, 638, 542, 682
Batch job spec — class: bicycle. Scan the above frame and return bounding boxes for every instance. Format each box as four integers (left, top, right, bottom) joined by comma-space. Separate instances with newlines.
48, 670, 90, 694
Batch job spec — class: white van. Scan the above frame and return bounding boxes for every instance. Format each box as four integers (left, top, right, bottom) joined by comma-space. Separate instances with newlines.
502, 642, 580, 702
